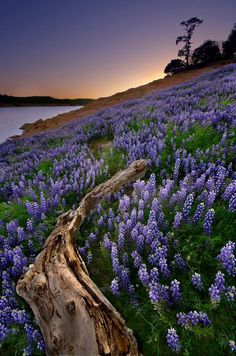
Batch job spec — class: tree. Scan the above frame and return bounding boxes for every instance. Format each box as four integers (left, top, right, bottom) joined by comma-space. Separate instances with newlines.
222, 23, 236, 59
164, 59, 186, 75
176, 17, 203, 66
192, 40, 221, 65
17, 160, 148, 356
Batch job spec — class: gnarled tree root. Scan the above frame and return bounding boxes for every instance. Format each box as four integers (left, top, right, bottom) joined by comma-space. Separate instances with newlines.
17, 159, 149, 356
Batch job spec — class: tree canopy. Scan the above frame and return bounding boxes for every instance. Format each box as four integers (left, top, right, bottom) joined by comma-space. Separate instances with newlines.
222, 23, 236, 59
164, 59, 186, 75
176, 17, 203, 66
192, 40, 221, 65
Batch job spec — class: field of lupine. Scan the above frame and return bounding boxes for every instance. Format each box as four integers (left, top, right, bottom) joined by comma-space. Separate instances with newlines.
0, 64, 236, 355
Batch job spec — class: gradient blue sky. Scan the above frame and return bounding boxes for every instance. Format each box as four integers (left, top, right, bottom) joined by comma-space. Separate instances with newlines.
0, 0, 235, 98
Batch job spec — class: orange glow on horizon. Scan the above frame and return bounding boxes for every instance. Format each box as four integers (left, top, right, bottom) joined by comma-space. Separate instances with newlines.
45, 68, 165, 99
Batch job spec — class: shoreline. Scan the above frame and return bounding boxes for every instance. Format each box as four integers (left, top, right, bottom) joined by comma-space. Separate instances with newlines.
12, 62, 233, 140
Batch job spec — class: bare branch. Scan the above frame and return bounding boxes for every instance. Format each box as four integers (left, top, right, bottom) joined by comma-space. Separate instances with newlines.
17, 159, 149, 356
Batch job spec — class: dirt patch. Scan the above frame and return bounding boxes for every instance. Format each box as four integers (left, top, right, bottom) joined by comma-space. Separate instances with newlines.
88, 137, 112, 158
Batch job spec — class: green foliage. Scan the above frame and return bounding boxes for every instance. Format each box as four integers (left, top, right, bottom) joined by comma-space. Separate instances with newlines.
37, 160, 53, 175
184, 125, 221, 153
127, 117, 152, 132
45, 137, 66, 148
0, 202, 28, 226
219, 96, 234, 107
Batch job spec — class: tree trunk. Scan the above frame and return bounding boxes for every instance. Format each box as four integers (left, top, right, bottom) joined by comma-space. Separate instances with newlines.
17, 160, 149, 356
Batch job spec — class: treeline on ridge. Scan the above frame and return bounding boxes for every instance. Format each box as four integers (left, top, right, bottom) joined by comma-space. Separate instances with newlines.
0, 94, 94, 107
165, 19, 236, 75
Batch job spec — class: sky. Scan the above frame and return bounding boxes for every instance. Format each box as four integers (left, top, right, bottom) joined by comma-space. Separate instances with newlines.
0, 0, 236, 99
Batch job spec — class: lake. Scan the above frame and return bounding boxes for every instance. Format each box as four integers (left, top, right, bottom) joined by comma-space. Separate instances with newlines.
0, 106, 82, 143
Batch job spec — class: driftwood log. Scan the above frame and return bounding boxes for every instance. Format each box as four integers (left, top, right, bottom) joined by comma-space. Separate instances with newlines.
17, 159, 149, 356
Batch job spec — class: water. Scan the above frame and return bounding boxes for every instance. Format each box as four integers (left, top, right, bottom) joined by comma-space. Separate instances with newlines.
0, 106, 82, 143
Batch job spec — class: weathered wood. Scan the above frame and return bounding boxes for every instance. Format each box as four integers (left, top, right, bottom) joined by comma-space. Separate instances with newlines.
17, 159, 149, 356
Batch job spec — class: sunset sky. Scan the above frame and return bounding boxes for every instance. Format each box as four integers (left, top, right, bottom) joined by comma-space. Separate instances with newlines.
1, 0, 236, 99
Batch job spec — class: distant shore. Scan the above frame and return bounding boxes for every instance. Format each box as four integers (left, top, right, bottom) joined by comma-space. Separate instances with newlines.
11, 61, 234, 140
0, 103, 87, 108
0, 94, 93, 108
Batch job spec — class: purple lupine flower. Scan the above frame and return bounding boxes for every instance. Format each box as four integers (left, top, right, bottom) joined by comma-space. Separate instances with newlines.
197, 190, 208, 203
138, 199, 144, 210
108, 208, 115, 220
159, 257, 171, 278
209, 271, 225, 303
195, 174, 206, 191
138, 208, 144, 221
131, 250, 142, 268
229, 340, 236, 352
170, 279, 182, 303
192, 203, 205, 224
225, 286, 236, 302
214, 271, 225, 292
166, 328, 181, 352
191, 272, 204, 291
40, 191, 47, 213
177, 311, 211, 328
17, 227, 26, 242
130, 208, 137, 227
111, 278, 120, 296
143, 190, 150, 205
159, 284, 170, 304
206, 189, 216, 209
89, 232, 97, 242
87, 251, 93, 265
122, 252, 129, 266
217, 241, 236, 277
147, 173, 156, 198
159, 179, 174, 201
176, 312, 189, 328
136, 233, 145, 252
108, 218, 114, 231
102, 233, 112, 251
118, 223, 126, 249
187, 311, 200, 326
149, 281, 160, 303
6, 220, 18, 236
229, 192, 236, 212
138, 264, 150, 287
203, 208, 215, 235
97, 203, 102, 214
150, 267, 159, 282
131, 227, 139, 242
98, 216, 104, 227
198, 311, 211, 327
173, 212, 182, 229
222, 181, 236, 201
174, 253, 186, 271
182, 193, 194, 220
173, 158, 181, 180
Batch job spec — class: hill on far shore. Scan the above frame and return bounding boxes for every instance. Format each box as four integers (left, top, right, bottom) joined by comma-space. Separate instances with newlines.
0, 94, 93, 107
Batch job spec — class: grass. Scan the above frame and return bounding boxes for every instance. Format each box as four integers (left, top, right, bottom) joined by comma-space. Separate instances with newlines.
0, 202, 28, 227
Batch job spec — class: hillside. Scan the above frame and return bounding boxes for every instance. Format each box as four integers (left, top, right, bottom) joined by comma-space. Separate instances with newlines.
16, 60, 234, 139
0, 63, 235, 355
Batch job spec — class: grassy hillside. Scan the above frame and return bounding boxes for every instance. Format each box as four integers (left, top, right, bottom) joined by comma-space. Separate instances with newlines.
16, 61, 235, 139
0, 64, 235, 355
